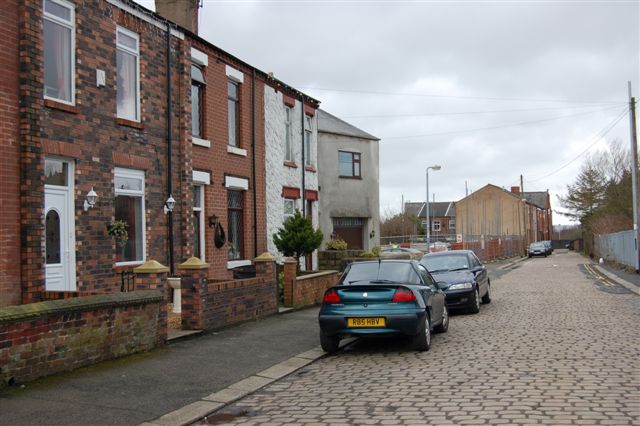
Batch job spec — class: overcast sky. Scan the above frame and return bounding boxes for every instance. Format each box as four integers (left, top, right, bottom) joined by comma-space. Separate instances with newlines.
138, 0, 639, 225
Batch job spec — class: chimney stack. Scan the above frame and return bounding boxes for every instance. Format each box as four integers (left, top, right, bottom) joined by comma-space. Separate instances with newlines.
511, 186, 521, 195
155, 0, 199, 34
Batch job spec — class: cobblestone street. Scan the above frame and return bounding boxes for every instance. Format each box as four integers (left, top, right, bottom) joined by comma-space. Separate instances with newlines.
202, 252, 639, 425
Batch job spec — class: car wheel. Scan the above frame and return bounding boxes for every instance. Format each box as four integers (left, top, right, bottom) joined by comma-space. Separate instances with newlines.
434, 305, 449, 333
469, 288, 480, 314
320, 332, 340, 353
412, 314, 431, 351
482, 281, 492, 304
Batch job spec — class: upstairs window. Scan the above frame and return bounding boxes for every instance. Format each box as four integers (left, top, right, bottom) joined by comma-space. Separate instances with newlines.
304, 115, 313, 166
227, 80, 239, 147
284, 106, 293, 161
116, 27, 140, 121
43, 0, 75, 104
191, 64, 205, 138
338, 151, 361, 178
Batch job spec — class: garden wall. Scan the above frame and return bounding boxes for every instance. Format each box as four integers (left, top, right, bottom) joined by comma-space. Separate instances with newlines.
282, 259, 341, 309
318, 250, 365, 272
0, 291, 164, 386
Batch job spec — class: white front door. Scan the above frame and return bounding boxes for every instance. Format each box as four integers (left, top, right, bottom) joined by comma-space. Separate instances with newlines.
45, 159, 76, 291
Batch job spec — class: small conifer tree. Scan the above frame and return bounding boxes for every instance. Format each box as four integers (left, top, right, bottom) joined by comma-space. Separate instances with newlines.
273, 210, 323, 271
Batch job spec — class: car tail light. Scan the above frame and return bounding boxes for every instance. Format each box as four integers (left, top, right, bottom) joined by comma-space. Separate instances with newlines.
392, 289, 416, 303
323, 289, 341, 303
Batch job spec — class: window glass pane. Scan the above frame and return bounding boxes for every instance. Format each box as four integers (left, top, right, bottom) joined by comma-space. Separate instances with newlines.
115, 175, 142, 191
227, 80, 237, 99
191, 83, 201, 137
304, 132, 312, 165
45, 159, 68, 186
227, 191, 243, 260
338, 152, 352, 176
117, 30, 137, 51
284, 199, 294, 217
191, 64, 205, 84
45, 0, 71, 21
193, 211, 201, 259
193, 186, 202, 208
44, 20, 72, 102
115, 195, 143, 262
354, 161, 360, 177
45, 209, 61, 264
117, 49, 138, 120
228, 99, 237, 146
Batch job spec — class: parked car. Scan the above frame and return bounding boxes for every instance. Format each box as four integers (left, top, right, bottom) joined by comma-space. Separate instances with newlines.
420, 250, 491, 314
528, 242, 548, 257
541, 240, 553, 254
318, 260, 449, 353
379, 247, 424, 260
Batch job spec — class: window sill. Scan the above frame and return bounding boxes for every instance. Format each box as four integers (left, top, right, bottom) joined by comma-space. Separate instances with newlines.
227, 145, 247, 157
305, 165, 316, 173
44, 99, 78, 114
192, 136, 211, 148
117, 117, 144, 129
227, 260, 252, 269
115, 260, 145, 268
283, 161, 298, 169
339, 175, 362, 180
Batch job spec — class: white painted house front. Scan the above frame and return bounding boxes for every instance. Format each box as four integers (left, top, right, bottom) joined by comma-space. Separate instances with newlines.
264, 83, 320, 270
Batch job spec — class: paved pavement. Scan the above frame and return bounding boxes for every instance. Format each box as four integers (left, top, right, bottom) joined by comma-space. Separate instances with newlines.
196, 251, 640, 425
0, 308, 323, 426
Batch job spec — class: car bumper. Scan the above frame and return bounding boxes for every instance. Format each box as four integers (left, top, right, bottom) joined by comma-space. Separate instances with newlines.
529, 251, 545, 257
319, 309, 426, 338
444, 289, 475, 309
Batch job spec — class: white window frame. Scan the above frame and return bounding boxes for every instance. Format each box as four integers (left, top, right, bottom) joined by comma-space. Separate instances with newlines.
433, 220, 441, 232
193, 184, 205, 261
43, 0, 75, 105
114, 168, 146, 266
284, 198, 295, 221
449, 219, 456, 230
284, 106, 293, 162
116, 26, 141, 122
304, 115, 313, 166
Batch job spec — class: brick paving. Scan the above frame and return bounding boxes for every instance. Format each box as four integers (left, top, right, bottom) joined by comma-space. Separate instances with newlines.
200, 252, 639, 425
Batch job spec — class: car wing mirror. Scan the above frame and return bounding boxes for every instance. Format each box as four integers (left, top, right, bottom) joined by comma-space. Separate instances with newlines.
436, 281, 448, 290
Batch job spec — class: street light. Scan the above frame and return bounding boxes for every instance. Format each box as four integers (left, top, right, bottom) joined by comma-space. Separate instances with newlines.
426, 165, 441, 246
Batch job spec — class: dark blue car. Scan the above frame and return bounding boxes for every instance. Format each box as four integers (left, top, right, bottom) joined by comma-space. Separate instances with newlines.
318, 260, 449, 353
420, 250, 491, 314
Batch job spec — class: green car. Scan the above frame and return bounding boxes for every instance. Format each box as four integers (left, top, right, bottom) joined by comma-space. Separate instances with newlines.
318, 259, 449, 353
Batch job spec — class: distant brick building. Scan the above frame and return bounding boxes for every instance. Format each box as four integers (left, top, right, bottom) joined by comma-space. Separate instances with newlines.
403, 201, 455, 239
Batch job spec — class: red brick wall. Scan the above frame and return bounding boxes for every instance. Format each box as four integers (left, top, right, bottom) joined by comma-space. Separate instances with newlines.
189, 40, 267, 280
17, 1, 188, 301
0, 1, 21, 307
0, 291, 163, 386
283, 260, 341, 308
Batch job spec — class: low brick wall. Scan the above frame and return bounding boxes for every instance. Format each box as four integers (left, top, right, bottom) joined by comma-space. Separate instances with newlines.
283, 259, 341, 309
318, 250, 365, 271
0, 291, 164, 386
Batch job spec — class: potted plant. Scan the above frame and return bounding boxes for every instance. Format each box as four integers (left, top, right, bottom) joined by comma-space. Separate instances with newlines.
106, 220, 128, 260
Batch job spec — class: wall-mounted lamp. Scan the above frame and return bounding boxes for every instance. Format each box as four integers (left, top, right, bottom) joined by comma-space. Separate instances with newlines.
164, 194, 176, 214
208, 214, 219, 228
83, 187, 97, 211
369, 230, 376, 239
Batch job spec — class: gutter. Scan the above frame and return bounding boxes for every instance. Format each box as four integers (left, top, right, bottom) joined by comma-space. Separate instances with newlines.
166, 22, 175, 275
252, 69, 258, 258
301, 96, 306, 216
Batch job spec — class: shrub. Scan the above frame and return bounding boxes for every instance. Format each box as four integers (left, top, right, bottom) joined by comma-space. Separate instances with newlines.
326, 238, 348, 250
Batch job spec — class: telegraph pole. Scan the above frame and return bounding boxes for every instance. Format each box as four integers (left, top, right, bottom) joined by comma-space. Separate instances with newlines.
628, 82, 639, 272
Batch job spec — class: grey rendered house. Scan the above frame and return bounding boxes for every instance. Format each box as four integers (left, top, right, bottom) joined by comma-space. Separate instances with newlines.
317, 109, 380, 250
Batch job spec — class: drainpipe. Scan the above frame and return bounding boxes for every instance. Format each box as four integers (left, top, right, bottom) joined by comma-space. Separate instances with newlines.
252, 69, 258, 258
301, 96, 306, 216
166, 23, 175, 275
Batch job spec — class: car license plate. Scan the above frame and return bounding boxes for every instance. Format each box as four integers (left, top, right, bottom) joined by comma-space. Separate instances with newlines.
347, 317, 385, 327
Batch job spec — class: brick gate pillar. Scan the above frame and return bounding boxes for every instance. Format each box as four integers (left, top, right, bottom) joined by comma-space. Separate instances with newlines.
282, 257, 297, 308
177, 257, 209, 330
133, 260, 170, 344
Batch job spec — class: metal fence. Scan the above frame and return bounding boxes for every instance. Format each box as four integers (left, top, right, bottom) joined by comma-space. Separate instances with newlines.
594, 230, 636, 268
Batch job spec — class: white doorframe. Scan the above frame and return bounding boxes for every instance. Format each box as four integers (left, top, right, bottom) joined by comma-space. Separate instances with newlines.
44, 158, 76, 291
